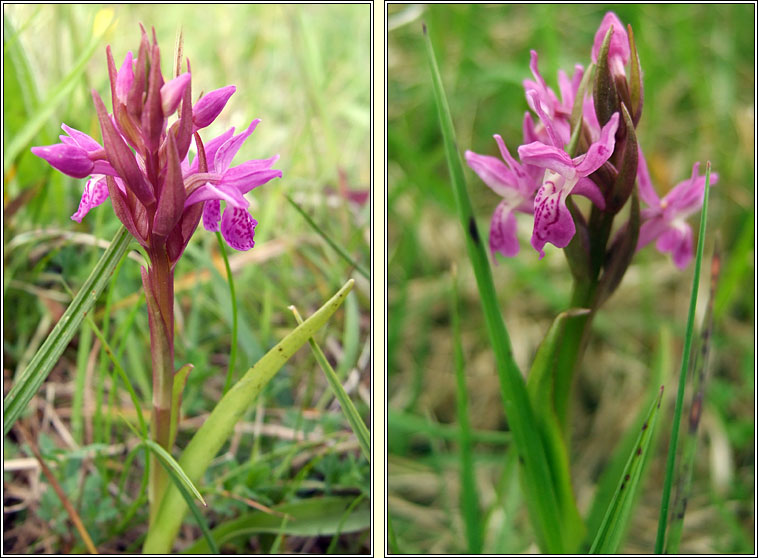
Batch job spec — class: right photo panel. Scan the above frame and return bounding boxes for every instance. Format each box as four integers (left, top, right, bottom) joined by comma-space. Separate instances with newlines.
387, 4, 754, 554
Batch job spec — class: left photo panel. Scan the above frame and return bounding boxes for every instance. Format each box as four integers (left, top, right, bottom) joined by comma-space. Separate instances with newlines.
3, 3, 371, 554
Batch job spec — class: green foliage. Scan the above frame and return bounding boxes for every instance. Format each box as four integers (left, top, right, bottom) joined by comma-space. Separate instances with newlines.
3, 4, 369, 554
389, 4, 753, 554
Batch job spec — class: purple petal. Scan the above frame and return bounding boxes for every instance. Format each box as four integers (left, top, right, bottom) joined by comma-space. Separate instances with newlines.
636, 145, 660, 207
186, 127, 236, 175
656, 223, 693, 269
637, 216, 669, 250
115, 51, 134, 105
518, 141, 575, 177
61, 124, 102, 153
591, 12, 630, 69
185, 181, 248, 209
531, 171, 576, 257
573, 176, 606, 209
214, 119, 261, 174
526, 90, 563, 147
202, 199, 222, 232
490, 200, 520, 258
664, 162, 719, 216
522, 112, 540, 144
161, 72, 191, 117
464, 150, 520, 198
71, 176, 110, 222
573, 112, 619, 176
220, 206, 257, 251
31, 143, 94, 178
220, 167, 282, 195
192, 85, 236, 129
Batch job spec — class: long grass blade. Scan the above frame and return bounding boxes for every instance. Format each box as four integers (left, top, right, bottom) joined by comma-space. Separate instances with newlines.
654, 162, 712, 553
665, 243, 721, 554
590, 386, 665, 553
585, 326, 671, 540
289, 304, 370, 461
4, 226, 132, 435
143, 279, 354, 553
450, 265, 483, 553
423, 23, 566, 552
284, 193, 370, 279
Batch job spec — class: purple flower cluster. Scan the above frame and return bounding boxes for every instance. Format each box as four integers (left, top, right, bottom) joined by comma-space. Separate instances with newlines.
32, 25, 281, 260
465, 12, 715, 269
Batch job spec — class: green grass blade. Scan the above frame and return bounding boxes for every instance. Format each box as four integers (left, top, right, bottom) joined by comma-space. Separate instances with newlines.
590, 386, 665, 553
388, 409, 511, 445
289, 304, 370, 461
181, 496, 370, 554
423, 23, 565, 553
143, 279, 354, 553
83, 311, 148, 439
143, 439, 206, 506
3, 226, 132, 435
284, 193, 370, 279
665, 245, 721, 554
143, 440, 218, 554
3, 10, 114, 173
450, 266, 483, 553
654, 162, 712, 553
585, 326, 671, 540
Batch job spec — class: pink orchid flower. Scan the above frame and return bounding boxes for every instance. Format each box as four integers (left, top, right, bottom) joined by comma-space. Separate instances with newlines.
518, 112, 619, 257
636, 149, 718, 269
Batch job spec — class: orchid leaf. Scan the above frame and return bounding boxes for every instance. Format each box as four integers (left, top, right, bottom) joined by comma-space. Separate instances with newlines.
143, 279, 354, 553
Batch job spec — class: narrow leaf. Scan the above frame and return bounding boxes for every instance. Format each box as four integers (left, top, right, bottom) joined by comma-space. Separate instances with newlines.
3, 227, 132, 435
451, 266, 483, 553
654, 162, 712, 553
665, 244, 721, 554
590, 386, 665, 553
289, 305, 370, 461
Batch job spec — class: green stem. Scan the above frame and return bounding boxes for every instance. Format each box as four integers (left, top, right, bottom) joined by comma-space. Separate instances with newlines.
216, 232, 238, 395
552, 279, 597, 434
144, 246, 175, 526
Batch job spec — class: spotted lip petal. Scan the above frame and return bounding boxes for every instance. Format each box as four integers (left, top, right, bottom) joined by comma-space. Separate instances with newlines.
220, 206, 257, 251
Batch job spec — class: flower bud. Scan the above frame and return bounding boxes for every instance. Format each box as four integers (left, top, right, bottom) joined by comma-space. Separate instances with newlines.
192, 85, 236, 129
31, 144, 94, 178
161, 72, 191, 117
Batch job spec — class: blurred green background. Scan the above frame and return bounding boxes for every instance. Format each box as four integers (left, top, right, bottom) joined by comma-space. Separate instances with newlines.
4, 4, 370, 554
388, 4, 753, 554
